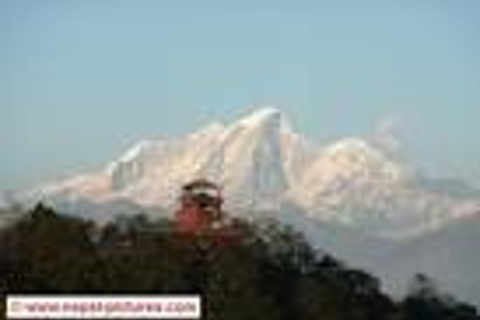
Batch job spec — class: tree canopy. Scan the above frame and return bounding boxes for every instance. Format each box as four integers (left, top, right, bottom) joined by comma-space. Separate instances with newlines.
0, 204, 478, 320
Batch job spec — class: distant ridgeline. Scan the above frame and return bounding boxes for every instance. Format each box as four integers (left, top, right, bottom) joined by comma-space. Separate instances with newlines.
0, 181, 479, 320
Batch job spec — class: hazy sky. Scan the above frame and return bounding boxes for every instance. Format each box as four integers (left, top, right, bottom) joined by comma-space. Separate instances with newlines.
1, 0, 479, 190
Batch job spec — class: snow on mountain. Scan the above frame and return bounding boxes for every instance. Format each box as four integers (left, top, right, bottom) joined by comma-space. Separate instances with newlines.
203, 107, 289, 210
4, 106, 480, 305
290, 137, 413, 210
100, 107, 291, 210
290, 137, 479, 239
106, 122, 227, 206
18, 106, 480, 240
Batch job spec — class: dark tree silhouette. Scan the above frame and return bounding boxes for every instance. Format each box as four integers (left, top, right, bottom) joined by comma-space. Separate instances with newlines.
0, 204, 478, 320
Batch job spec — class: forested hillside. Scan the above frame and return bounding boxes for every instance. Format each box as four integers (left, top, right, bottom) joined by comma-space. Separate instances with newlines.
0, 204, 478, 320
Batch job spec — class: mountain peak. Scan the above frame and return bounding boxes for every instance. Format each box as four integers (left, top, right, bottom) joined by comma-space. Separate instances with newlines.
191, 121, 225, 138
321, 137, 385, 161
21, 107, 480, 245
238, 106, 284, 127
118, 140, 155, 163
324, 137, 372, 153
321, 136, 407, 166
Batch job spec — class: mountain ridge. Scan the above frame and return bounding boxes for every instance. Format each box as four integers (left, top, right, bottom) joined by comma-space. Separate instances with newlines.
12, 106, 480, 241
2, 106, 480, 305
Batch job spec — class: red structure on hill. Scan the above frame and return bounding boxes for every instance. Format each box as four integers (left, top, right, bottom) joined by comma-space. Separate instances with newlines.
174, 179, 225, 236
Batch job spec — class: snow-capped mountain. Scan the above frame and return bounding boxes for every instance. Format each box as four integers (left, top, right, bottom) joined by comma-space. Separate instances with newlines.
290, 137, 479, 238
3, 106, 480, 305
18, 106, 480, 240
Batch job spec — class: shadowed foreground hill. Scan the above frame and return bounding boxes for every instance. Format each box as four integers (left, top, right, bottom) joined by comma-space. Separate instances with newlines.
0, 204, 478, 320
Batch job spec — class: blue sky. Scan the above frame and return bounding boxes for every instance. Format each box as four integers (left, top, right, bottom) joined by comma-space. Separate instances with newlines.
1, 0, 479, 189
